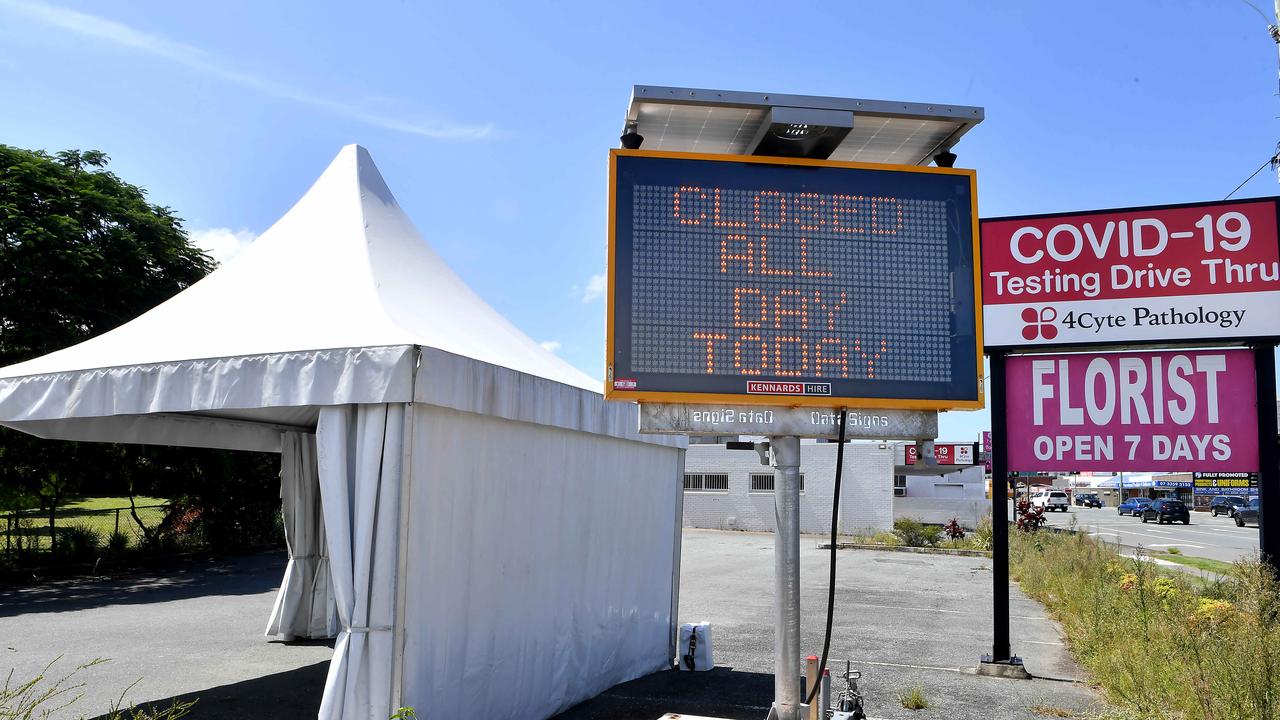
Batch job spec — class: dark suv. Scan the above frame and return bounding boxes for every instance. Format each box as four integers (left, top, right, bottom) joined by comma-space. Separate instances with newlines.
1235, 498, 1261, 528
1142, 499, 1190, 525
1209, 496, 1247, 517
1074, 492, 1102, 508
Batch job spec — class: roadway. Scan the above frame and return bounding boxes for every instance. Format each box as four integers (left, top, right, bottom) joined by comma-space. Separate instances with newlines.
1035, 503, 1260, 564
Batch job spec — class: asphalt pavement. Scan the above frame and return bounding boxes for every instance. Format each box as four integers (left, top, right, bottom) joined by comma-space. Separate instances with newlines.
0, 534, 1103, 720
557, 529, 1101, 720
1036, 503, 1261, 564
0, 551, 333, 719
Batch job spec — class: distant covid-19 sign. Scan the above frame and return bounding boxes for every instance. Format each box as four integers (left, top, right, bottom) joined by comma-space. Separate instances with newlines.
605, 150, 982, 409
1005, 349, 1259, 472
981, 198, 1280, 348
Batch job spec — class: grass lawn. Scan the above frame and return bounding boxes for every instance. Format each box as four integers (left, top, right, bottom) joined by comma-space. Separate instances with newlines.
60, 496, 168, 510
1155, 551, 1236, 576
3, 497, 170, 552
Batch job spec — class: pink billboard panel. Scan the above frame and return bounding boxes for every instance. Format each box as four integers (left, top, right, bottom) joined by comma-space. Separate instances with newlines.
1006, 349, 1258, 472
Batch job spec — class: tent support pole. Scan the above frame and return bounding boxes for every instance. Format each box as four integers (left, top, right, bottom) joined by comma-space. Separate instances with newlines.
390, 402, 415, 712
769, 436, 802, 720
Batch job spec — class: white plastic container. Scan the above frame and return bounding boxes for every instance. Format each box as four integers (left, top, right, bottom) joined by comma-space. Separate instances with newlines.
678, 621, 713, 671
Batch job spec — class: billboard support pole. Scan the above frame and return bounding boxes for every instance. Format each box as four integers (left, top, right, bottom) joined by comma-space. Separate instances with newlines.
978, 351, 1027, 678
769, 435, 802, 720
1254, 343, 1279, 574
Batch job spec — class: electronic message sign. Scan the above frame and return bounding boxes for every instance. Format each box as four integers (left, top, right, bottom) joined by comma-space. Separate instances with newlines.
982, 197, 1280, 349
606, 150, 982, 410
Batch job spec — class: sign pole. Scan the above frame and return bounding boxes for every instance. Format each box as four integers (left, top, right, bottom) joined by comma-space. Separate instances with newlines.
988, 351, 1011, 663
1254, 343, 1279, 574
770, 435, 802, 720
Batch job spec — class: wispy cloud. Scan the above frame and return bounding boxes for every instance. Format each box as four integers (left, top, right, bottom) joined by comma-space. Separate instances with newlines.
0, 0, 495, 141
189, 227, 257, 265
576, 272, 606, 303
539, 340, 562, 353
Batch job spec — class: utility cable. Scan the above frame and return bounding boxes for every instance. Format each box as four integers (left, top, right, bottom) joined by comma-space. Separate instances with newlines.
804, 408, 847, 707
1224, 155, 1276, 200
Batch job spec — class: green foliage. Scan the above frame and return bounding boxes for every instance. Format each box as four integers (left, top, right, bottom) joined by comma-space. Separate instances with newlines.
56, 524, 101, 561
0, 657, 195, 720
106, 529, 130, 555
971, 516, 994, 551
1010, 530, 1280, 719
0, 145, 213, 545
897, 684, 929, 710
891, 518, 942, 547
389, 708, 418, 720
0, 146, 283, 562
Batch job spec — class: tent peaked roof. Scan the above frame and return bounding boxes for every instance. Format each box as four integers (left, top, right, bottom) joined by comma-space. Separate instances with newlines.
0, 145, 597, 392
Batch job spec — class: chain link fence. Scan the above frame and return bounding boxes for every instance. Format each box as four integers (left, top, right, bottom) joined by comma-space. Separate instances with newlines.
1, 503, 169, 562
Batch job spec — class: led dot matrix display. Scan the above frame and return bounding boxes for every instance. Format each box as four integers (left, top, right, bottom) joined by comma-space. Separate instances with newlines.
608, 151, 982, 408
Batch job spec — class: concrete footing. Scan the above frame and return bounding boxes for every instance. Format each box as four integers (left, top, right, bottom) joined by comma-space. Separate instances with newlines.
975, 655, 1032, 679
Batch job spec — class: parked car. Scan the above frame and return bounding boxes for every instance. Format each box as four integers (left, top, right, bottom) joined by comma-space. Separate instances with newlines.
1118, 497, 1154, 516
1074, 492, 1102, 508
1031, 490, 1070, 512
1208, 496, 1248, 517
1235, 498, 1262, 528
1142, 499, 1190, 525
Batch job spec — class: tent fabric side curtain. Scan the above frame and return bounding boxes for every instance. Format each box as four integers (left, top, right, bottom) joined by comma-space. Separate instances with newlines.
317, 404, 405, 720
266, 431, 338, 640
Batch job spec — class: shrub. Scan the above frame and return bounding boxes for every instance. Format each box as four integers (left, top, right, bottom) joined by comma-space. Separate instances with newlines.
871, 531, 903, 547
1015, 500, 1046, 532
970, 516, 994, 551
942, 517, 966, 540
107, 530, 130, 555
892, 518, 942, 547
57, 524, 102, 561
1010, 529, 1280, 720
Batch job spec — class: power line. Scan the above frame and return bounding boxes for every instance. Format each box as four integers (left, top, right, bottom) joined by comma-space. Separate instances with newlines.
1225, 154, 1278, 200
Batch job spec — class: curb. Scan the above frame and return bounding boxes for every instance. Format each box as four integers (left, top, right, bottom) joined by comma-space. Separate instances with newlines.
817, 542, 993, 558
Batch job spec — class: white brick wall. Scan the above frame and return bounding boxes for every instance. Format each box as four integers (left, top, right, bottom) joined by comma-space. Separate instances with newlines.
682, 441, 894, 534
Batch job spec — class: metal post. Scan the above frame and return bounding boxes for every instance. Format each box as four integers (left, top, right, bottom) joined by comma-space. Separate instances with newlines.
770, 435, 802, 720
988, 352, 1011, 663
1254, 344, 1279, 574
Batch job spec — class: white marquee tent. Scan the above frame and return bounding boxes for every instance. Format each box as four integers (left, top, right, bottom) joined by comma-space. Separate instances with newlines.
0, 146, 687, 719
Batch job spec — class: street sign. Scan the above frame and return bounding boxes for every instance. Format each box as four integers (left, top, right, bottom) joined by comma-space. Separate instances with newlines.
1004, 348, 1259, 472
606, 149, 982, 409
637, 403, 937, 439
981, 197, 1280, 349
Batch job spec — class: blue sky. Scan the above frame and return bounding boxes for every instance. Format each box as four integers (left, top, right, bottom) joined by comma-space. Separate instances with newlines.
1, 0, 1277, 443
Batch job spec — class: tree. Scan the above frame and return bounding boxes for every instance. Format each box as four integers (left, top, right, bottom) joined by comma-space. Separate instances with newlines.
0, 146, 243, 553
0, 147, 213, 365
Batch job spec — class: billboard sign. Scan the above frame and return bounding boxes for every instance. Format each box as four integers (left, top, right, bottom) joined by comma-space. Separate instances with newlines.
1005, 349, 1259, 472
1192, 471, 1259, 496
607, 150, 982, 409
981, 198, 1280, 348
905, 445, 919, 465
935, 442, 977, 465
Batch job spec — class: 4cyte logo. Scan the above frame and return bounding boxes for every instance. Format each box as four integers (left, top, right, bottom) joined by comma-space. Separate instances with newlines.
1021, 307, 1058, 341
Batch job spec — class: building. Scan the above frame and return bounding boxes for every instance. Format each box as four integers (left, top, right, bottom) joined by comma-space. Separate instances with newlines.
890, 442, 990, 526
681, 438, 994, 534
682, 439, 894, 534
